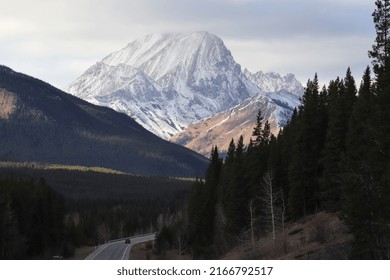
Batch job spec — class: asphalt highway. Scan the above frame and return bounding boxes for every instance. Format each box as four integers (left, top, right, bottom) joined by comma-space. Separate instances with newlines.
85, 233, 156, 260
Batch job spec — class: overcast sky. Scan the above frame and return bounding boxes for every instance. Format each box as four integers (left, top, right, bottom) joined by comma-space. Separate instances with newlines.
0, 0, 375, 89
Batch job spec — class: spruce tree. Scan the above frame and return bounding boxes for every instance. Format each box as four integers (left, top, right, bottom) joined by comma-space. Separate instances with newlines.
204, 146, 223, 239
232, 135, 248, 232
220, 136, 248, 235
235, 135, 245, 158
252, 109, 264, 146
320, 69, 357, 210
247, 109, 268, 199
219, 140, 236, 233
188, 146, 222, 258
342, 67, 389, 259
288, 75, 327, 219
369, 0, 390, 89
225, 139, 236, 164
370, 0, 390, 157
260, 120, 271, 147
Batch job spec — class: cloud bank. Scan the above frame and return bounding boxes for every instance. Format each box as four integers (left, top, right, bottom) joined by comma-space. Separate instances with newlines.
0, 0, 375, 87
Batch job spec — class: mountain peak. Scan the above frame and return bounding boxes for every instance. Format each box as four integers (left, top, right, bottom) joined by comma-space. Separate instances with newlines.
66, 32, 302, 140
101, 31, 233, 83
67, 31, 253, 139
244, 69, 304, 97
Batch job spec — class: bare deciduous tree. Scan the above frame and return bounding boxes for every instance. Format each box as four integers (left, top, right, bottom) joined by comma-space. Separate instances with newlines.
259, 173, 277, 255
259, 172, 288, 256
248, 198, 258, 253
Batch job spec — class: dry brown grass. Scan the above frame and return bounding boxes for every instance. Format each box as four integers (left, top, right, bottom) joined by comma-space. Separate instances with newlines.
222, 211, 353, 260
129, 212, 352, 260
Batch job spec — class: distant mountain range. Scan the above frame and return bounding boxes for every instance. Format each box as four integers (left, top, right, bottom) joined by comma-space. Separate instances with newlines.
66, 32, 303, 147
0, 65, 207, 177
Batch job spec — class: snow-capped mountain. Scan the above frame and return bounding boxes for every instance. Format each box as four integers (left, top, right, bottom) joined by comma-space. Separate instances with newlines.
66, 31, 303, 140
67, 32, 258, 139
243, 69, 304, 97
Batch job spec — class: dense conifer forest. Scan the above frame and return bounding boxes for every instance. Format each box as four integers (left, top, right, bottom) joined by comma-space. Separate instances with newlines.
159, 1, 390, 259
0, 167, 192, 259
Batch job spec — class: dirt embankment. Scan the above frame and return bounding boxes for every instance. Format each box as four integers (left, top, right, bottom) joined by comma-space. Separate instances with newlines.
222, 211, 353, 260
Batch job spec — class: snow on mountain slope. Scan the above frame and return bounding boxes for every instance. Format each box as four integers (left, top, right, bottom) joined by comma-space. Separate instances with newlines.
244, 69, 304, 97
66, 31, 303, 140
171, 89, 298, 156
67, 32, 257, 139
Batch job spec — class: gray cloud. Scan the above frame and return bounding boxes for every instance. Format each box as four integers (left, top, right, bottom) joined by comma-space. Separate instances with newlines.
0, 0, 376, 88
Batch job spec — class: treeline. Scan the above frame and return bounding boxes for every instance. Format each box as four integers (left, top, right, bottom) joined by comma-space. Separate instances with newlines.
168, 1, 390, 259
0, 168, 193, 259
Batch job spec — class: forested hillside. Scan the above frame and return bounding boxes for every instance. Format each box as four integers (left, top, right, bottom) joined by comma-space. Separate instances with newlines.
0, 167, 193, 259
0, 66, 207, 177
161, 1, 390, 259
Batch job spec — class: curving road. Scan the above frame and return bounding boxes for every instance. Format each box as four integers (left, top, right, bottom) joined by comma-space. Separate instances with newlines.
85, 233, 156, 260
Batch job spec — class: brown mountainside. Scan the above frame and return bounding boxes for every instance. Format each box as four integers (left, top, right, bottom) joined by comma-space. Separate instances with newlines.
171, 95, 280, 156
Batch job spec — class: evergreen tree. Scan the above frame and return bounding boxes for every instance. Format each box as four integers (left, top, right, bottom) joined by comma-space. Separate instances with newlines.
220, 136, 248, 235
369, 0, 390, 89
267, 131, 288, 209
370, 0, 390, 158
226, 139, 236, 163
235, 135, 245, 159
246, 109, 269, 200
187, 178, 207, 257
188, 146, 222, 258
219, 140, 236, 233
342, 67, 389, 259
320, 68, 357, 210
260, 120, 271, 147
231, 135, 248, 233
288, 74, 327, 219
252, 109, 264, 146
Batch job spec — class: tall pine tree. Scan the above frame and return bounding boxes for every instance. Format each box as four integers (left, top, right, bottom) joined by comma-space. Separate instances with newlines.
320, 69, 357, 210
370, 0, 390, 157
288, 75, 327, 219
188, 146, 222, 259
341, 67, 390, 259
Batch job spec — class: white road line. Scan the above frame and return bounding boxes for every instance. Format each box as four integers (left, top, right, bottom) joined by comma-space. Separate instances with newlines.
85, 243, 110, 260
121, 244, 132, 260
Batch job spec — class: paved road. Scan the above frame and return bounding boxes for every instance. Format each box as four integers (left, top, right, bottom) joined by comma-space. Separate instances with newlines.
85, 233, 156, 260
